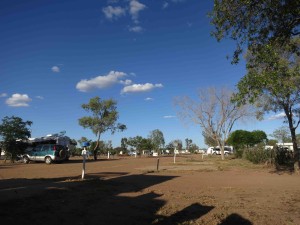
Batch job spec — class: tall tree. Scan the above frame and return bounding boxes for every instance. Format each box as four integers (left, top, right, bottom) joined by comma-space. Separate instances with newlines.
175, 87, 254, 160
227, 130, 253, 149
185, 138, 192, 150
121, 137, 128, 152
251, 130, 268, 146
235, 39, 300, 170
79, 97, 126, 160
149, 129, 165, 154
127, 136, 153, 155
227, 130, 267, 149
210, 0, 300, 63
0, 116, 32, 162
271, 126, 291, 144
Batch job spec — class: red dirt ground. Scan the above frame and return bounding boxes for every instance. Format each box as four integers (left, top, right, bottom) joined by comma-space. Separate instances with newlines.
0, 155, 299, 225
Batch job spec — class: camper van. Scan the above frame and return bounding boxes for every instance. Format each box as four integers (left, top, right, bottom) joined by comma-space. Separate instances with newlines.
206, 146, 234, 155
25, 133, 77, 160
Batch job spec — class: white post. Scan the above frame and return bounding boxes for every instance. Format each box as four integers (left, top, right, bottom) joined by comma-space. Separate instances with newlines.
174, 147, 176, 164
107, 151, 110, 159
81, 147, 87, 180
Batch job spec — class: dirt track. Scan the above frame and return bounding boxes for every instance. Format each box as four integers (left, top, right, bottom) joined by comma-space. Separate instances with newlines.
1, 155, 299, 225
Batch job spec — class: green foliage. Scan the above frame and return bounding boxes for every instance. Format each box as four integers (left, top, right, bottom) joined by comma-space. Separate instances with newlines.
78, 97, 126, 158
227, 130, 252, 149
234, 39, 300, 169
149, 129, 165, 152
243, 147, 272, 164
77, 137, 92, 147
267, 139, 278, 147
121, 137, 128, 151
275, 148, 294, 166
90, 141, 105, 153
127, 136, 153, 155
234, 149, 244, 159
185, 138, 192, 150
0, 116, 32, 161
210, 0, 300, 63
251, 130, 267, 145
271, 126, 291, 143
189, 143, 199, 153
227, 130, 267, 150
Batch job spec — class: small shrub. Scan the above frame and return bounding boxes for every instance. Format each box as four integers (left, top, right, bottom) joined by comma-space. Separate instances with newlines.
234, 148, 244, 158
275, 148, 294, 166
243, 146, 272, 164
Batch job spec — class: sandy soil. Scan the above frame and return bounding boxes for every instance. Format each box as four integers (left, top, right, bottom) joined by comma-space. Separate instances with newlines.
0, 155, 299, 225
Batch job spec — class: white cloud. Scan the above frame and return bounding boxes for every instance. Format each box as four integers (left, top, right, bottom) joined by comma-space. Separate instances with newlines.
36, 96, 44, 100
103, 5, 126, 20
0, 93, 7, 97
120, 79, 133, 85
145, 97, 154, 101
6, 93, 32, 107
121, 83, 163, 94
128, 25, 143, 32
51, 66, 60, 73
76, 71, 127, 92
129, 0, 146, 23
268, 112, 286, 120
163, 115, 176, 119
162, 2, 169, 9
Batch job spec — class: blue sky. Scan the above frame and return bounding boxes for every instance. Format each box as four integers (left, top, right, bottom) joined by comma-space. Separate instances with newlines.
0, 0, 285, 148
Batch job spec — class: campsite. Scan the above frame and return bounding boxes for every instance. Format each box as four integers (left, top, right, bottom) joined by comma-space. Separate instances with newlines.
1, 154, 299, 225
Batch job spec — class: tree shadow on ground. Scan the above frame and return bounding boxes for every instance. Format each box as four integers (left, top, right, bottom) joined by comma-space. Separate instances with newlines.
155, 203, 214, 225
219, 213, 252, 225
0, 172, 252, 225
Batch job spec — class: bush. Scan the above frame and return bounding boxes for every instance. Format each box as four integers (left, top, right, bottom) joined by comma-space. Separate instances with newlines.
243, 146, 272, 164
234, 148, 244, 158
275, 148, 294, 166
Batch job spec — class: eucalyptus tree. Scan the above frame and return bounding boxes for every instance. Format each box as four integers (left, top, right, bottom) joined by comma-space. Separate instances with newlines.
121, 137, 128, 153
149, 129, 165, 154
79, 97, 126, 160
235, 39, 300, 170
210, 0, 300, 63
175, 87, 254, 160
271, 126, 291, 144
185, 138, 192, 150
0, 116, 32, 162
127, 136, 153, 156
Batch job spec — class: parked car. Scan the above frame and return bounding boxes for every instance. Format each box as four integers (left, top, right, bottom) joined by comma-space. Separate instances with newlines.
212, 146, 233, 156
22, 144, 67, 164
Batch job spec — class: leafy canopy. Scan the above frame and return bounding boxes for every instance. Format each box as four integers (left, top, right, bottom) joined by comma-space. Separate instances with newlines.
210, 0, 300, 63
79, 97, 126, 155
0, 116, 32, 160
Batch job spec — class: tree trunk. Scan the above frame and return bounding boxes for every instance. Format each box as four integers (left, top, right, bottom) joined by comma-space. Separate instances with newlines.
290, 128, 299, 173
285, 108, 299, 172
93, 133, 101, 161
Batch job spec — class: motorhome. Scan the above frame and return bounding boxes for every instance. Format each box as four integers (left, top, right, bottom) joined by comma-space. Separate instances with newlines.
27, 133, 77, 159
206, 146, 234, 155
